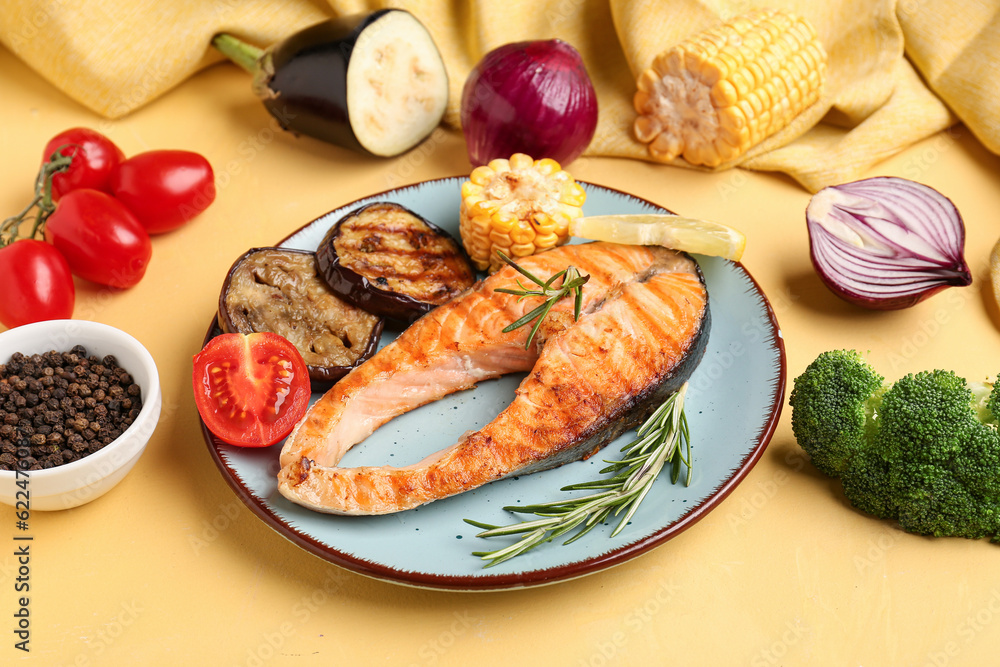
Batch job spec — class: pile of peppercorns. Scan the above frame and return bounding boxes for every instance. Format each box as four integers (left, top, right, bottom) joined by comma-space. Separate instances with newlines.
0, 345, 143, 471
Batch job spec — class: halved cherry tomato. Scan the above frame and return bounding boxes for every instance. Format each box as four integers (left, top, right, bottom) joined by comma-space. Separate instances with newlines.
110, 150, 216, 234
42, 127, 125, 200
44, 189, 152, 289
0, 240, 75, 329
192, 332, 311, 447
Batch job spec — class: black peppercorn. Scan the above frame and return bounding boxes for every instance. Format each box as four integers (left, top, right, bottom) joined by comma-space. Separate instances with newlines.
0, 346, 143, 471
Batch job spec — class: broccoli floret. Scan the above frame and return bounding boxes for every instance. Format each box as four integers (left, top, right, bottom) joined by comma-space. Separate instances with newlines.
789, 350, 886, 477
880, 371, 1000, 539
790, 351, 1000, 542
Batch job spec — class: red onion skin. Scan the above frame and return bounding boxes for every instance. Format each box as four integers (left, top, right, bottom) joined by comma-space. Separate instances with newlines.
808, 257, 959, 310
806, 176, 972, 310
461, 39, 598, 167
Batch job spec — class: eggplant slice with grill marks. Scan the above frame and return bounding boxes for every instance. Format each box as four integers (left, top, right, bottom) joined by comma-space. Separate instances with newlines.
316, 202, 477, 327
218, 247, 384, 390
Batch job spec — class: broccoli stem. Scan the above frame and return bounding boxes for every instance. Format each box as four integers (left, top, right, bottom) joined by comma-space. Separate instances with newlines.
971, 381, 998, 426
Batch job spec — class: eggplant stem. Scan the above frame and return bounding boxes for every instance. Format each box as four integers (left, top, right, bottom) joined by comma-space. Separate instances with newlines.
212, 33, 263, 74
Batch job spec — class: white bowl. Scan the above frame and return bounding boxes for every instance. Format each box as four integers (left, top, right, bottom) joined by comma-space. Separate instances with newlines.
0, 320, 161, 510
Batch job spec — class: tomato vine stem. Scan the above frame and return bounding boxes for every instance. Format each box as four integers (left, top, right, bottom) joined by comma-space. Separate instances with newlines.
0, 148, 74, 247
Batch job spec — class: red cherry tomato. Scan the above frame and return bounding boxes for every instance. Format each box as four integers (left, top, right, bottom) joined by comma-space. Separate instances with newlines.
44, 189, 152, 289
42, 127, 125, 200
192, 333, 311, 447
110, 150, 216, 234
0, 240, 75, 329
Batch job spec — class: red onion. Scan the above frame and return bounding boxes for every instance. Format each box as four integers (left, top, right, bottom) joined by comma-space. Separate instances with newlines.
461, 39, 598, 167
806, 176, 972, 310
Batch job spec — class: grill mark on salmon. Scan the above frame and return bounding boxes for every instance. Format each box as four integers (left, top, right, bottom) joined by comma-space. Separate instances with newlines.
278, 242, 710, 515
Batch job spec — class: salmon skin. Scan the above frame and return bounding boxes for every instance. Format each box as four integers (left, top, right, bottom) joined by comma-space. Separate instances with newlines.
278, 242, 710, 515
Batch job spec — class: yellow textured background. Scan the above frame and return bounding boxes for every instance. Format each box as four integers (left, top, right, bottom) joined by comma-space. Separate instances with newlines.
0, 2, 999, 665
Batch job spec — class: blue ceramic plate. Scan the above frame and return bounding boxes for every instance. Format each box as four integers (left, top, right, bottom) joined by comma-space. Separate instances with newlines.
201, 178, 786, 591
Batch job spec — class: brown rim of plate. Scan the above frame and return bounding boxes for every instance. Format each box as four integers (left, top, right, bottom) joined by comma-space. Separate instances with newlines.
198, 177, 787, 591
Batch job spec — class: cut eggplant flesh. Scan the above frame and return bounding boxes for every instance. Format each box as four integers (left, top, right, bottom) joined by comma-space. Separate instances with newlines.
346, 11, 449, 156
218, 247, 384, 390
257, 9, 449, 157
316, 202, 476, 326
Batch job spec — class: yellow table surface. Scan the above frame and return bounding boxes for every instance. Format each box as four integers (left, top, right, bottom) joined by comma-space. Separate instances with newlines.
2, 42, 1000, 666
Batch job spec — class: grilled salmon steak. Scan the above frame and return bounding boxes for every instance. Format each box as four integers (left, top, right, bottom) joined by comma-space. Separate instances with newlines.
278, 242, 710, 515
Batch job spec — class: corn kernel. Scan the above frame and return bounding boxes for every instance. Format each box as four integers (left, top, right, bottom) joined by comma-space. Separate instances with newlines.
469, 167, 494, 186
488, 158, 511, 173
509, 242, 536, 257
529, 214, 557, 235
535, 158, 561, 175
509, 153, 534, 170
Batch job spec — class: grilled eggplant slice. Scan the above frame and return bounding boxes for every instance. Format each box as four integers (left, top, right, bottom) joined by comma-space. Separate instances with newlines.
316, 202, 476, 326
213, 10, 449, 157
218, 247, 383, 390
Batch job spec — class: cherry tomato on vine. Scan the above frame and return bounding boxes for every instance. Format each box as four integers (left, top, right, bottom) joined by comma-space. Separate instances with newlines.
110, 150, 216, 234
192, 332, 311, 447
42, 127, 125, 200
0, 240, 75, 329
44, 189, 152, 289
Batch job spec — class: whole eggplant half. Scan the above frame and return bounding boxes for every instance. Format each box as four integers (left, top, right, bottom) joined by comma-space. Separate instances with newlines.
212, 10, 449, 157
316, 202, 476, 327
218, 247, 384, 391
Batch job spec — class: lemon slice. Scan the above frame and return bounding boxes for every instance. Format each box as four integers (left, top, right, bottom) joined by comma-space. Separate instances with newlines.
569, 214, 747, 261
991, 236, 1000, 311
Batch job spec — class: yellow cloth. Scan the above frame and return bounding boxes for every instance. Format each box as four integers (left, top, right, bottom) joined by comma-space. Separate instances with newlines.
1, 0, 998, 191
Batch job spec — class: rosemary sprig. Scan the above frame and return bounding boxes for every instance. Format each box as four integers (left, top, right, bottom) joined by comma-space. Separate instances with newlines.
465, 383, 692, 568
494, 251, 589, 349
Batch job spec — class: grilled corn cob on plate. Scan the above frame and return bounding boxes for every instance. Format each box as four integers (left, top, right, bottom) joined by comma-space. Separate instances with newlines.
459, 153, 585, 272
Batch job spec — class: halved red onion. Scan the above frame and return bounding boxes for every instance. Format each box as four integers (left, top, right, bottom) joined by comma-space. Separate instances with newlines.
806, 176, 972, 310
460, 39, 598, 167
